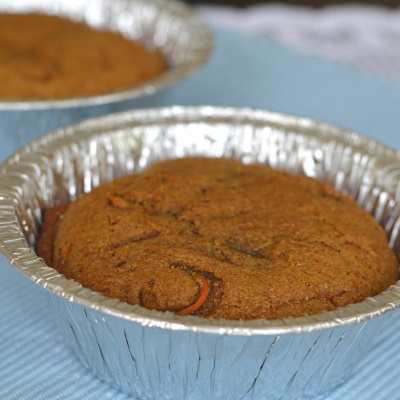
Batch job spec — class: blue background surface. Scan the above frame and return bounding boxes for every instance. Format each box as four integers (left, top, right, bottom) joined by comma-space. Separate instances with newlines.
1, 26, 400, 399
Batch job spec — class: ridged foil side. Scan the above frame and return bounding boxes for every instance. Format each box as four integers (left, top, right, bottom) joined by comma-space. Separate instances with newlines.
48, 294, 382, 400
0, 106, 400, 399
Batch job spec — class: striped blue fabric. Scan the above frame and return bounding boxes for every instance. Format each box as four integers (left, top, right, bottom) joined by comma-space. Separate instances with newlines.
1, 26, 400, 400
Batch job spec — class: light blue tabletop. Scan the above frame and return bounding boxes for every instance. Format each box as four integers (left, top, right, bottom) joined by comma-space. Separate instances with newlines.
1, 25, 400, 400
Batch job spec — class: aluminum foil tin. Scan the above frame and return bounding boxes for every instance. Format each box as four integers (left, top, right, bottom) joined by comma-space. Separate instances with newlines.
0, 106, 400, 400
0, 0, 212, 161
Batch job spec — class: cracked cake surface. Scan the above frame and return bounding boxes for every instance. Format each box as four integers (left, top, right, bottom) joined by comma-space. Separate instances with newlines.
37, 157, 399, 320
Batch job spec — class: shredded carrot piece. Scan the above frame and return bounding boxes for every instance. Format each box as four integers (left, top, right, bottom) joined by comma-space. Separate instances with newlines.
57, 247, 69, 273
177, 274, 210, 316
108, 196, 131, 208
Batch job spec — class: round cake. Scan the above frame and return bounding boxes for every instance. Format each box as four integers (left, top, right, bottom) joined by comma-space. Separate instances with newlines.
37, 157, 399, 320
0, 13, 167, 99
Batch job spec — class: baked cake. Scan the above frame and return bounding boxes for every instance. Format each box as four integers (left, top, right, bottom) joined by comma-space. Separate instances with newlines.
37, 157, 399, 320
0, 13, 167, 99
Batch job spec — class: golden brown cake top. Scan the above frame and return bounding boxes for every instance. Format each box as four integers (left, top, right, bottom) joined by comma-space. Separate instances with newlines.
37, 157, 399, 320
0, 13, 167, 99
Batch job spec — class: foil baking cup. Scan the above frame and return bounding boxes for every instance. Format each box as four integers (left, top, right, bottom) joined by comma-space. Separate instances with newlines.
0, 106, 399, 400
0, 0, 212, 160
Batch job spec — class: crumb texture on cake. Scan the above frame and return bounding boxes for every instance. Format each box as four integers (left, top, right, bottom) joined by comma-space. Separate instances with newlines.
37, 157, 399, 320
0, 13, 167, 99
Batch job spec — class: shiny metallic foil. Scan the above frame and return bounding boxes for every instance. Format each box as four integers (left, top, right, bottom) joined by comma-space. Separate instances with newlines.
0, 106, 400, 399
0, 0, 212, 159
